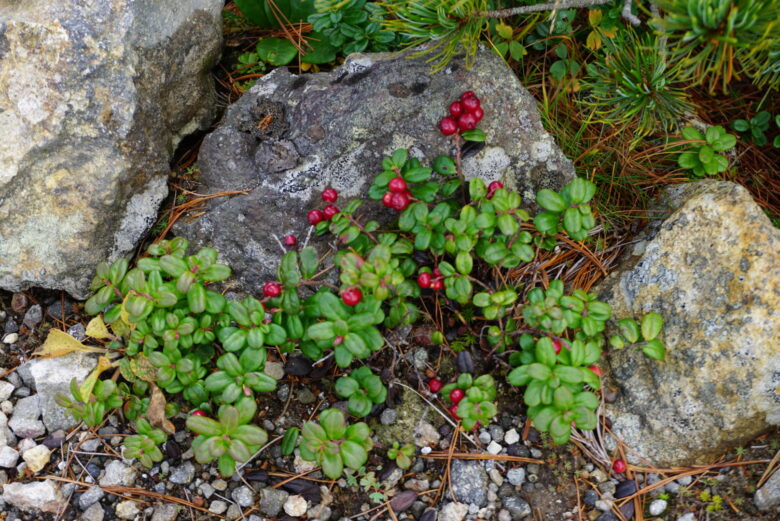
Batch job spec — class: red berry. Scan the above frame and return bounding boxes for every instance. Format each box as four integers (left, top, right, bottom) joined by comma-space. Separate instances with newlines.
333, 336, 344, 346
472, 107, 484, 121
486, 181, 503, 199
417, 272, 432, 288
428, 378, 443, 393
341, 288, 362, 306
460, 91, 477, 101
321, 187, 338, 203
612, 459, 627, 473
449, 101, 463, 117
457, 112, 477, 131
263, 281, 282, 298
283, 235, 297, 246
307, 209, 325, 225
390, 191, 410, 211
449, 388, 465, 404
431, 279, 444, 290
449, 403, 460, 420
190, 409, 207, 417
439, 116, 458, 136
552, 339, 562, 355
433, 267, 442, 277
388, 177, 407, 193
588, 365, 603, 377
323, 204, 340, 220
382, 191, 394, 208
462, 96, 480, 113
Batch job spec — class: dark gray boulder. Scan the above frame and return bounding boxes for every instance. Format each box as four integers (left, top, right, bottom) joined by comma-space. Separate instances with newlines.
177, 46, 574, 291
0, 0, 223, 298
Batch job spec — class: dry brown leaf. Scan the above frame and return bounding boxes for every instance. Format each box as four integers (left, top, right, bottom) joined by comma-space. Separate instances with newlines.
34, 328, 107, 358
148, 384, 175, 435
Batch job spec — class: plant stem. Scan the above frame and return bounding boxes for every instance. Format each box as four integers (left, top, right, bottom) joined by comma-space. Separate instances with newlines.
479, 0, 612, 18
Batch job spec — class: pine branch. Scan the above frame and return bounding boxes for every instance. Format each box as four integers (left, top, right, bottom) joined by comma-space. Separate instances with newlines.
479, 0, 612, 18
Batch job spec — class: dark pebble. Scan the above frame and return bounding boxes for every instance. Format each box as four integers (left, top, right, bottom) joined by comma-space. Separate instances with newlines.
418, 508, 437, 521
619, 501, 635, 520
47, 300, 74, 320
584, 490, 599, 507
243, 469, 268, 482
284, 356, 312, 376
615, 480, 637, 499
596, 514, 619, 521
438, 424, 452, 437
42, 431, 66, 449
390, 490, 417, 512
309, 359, 332, 379
461, 140, 486, 159
164, 440, 180, 462
4, 318, 18, 335
456, 351, 474, 373
506, 444, 530, 458
86, 463, 101, 479
379, 464, 399, 482
280, 478, 321, 503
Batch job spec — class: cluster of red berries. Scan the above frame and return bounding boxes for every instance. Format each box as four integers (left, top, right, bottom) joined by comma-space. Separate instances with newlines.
438, 91, 484, 136
307, 187, 340, 226
416, 267, 444, 290
426, 378, 464, 419
381, 176, 411, 211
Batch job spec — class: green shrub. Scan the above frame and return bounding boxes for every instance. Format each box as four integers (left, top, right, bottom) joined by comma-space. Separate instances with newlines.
677, 126, 736, 177
580, 30, 694, 141
300, 409, 373, 478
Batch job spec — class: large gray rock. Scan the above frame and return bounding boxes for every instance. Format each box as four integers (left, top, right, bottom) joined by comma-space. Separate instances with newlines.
598, 180, 780, 467
177, 46, 574, 290
0, 0, 223, 298
1, 479, 68, 513
29, 351, 96, 432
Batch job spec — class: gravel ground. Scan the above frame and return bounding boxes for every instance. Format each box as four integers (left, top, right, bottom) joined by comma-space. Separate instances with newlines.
0, 291, 778, 521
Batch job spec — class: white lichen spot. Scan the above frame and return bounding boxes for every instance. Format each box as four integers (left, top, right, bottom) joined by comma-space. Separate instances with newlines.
462, 146, 511, 182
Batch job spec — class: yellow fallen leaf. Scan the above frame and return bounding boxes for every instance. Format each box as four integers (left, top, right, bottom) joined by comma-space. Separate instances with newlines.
148, 384, 175, 435
85, 316, 113, 340
78, 356, 114, 399
35, 329, 107, 358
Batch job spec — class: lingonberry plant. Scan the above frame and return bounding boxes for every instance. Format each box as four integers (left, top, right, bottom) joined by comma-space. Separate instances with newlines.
65, 90, 666, 483
300, 409, 373, 479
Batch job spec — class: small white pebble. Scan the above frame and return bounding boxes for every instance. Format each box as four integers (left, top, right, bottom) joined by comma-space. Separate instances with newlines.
420, 446, 432, 455
649, 499, 668, 516
503, 428, 520, 445
487, 441, 502, 455
2, 333, 18, 344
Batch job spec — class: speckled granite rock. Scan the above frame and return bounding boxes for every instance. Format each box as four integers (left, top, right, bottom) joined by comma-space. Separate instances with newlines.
1, 480, 68, 513
0, 0, 223, 298
599, 180, 780, 467
177, 45, 574, 291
